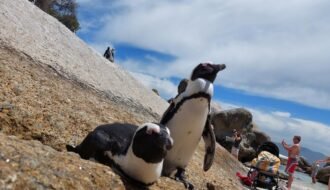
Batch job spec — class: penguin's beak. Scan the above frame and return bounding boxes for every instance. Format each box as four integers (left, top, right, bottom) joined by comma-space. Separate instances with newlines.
213, 64, 226, 73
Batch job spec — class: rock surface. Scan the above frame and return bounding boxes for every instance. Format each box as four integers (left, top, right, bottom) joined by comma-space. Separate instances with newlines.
0, 133, 125, 190
0, 0, 167, 117
210, 108, 271, 162
317, 165, 330, 185
0, 0, 248, 189
298, 156, 312, 174
0, 36, 249, 190
211, 108, 253, 141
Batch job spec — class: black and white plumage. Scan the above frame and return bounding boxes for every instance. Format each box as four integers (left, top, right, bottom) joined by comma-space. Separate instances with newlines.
66, 122, 173, 186
161, 62, 226, 189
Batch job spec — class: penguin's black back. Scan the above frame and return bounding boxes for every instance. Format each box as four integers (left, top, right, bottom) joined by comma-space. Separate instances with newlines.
67, 123, 137, 162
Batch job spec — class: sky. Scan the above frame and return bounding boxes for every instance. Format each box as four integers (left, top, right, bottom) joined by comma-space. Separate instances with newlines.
75, 0, 330, 156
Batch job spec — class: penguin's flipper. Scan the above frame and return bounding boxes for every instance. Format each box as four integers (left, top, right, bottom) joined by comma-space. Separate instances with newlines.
202, 117, 216, 171
160, 101, 176, 124
66, 144, 78, 153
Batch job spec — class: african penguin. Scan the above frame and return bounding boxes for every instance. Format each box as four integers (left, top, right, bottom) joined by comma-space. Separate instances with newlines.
66, 122, 173, 186
160, 62, 226, 189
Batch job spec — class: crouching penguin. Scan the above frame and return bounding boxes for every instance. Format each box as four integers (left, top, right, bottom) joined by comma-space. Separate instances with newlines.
66, 122, 173, 186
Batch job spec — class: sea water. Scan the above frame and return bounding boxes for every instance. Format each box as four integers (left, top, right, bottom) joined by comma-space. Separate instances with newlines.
279, 165, 328, 190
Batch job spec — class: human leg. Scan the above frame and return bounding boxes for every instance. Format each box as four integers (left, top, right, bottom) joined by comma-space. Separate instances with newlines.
312, 176, 317, 184
231, 147, 239, 159
287, 174, 293, 190
311, 163, 319, 184
285, 158, 298, 190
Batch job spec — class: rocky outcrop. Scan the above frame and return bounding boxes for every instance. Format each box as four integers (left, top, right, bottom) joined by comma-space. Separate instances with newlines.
247, 128, 271, 150
238, 126, 271, 162
317, 166, 330, 185
211, 108, 253, 140
0, 0, 168, 117
0, 131, 250, 190
0, 37, 251, 189
210, 108, 271, 162
297, 156, 312, 174
0, 0, 249, 189
0, 133, 125, 190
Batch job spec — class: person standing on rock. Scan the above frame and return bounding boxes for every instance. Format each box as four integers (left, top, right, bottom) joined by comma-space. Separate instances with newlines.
311, 161, 320, 184
282, 135, 301, 190
230, 129, 242, 159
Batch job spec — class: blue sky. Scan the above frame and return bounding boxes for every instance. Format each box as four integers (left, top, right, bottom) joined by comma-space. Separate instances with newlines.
75, 0, 330, 155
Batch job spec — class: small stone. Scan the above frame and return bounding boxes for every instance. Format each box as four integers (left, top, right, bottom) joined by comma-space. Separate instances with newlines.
65, 98, 71, 104
8, 174, 17, 183
0, 102, 14, 111
6, 159, 10, 163
206, 182, 216, 190
13, 84, 24, 96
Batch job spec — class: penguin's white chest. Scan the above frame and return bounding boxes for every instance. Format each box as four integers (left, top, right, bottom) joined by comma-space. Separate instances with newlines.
166, 97, 209, 167
106, 148, 163, 184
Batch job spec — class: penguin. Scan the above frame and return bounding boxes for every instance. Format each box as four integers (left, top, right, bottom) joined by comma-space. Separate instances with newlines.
160, 62, 226, 189
66, 122, 173, 186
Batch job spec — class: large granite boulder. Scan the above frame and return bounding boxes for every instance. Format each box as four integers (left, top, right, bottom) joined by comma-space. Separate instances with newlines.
211, 108, 253, 140
298, 156, 312, 174
316, 165, 330, 185
239, 126, 271, 162
210, 108, 271, 162
248, 129, 271, 150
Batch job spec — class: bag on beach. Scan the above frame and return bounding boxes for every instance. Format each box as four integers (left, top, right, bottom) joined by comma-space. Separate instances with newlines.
251, 151, 281, 174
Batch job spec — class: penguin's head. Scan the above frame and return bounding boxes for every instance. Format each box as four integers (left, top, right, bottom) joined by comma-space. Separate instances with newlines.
132, 123, 173, 163
190, 62, 226, 82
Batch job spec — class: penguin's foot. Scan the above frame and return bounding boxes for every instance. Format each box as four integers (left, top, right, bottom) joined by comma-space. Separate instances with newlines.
174, 168, 194, 190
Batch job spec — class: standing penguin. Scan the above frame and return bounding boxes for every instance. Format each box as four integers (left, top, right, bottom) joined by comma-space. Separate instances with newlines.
161, 62, 226, 189
66, 122, 173, 186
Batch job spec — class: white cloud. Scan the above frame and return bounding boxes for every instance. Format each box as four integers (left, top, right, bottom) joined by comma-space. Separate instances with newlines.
129, 70, 177, 100
272, 111, 291, 118
78, 0, 330, 110
218, 101, 330, 155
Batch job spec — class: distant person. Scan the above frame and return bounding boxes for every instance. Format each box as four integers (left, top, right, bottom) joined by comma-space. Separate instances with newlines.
311, 161, 320, 184
313, 157, 330, 190
282, 135, 301, 190
226, 129, 242, 159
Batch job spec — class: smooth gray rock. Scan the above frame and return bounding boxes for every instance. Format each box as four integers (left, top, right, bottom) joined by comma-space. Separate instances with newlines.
210, 108, 271, 162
